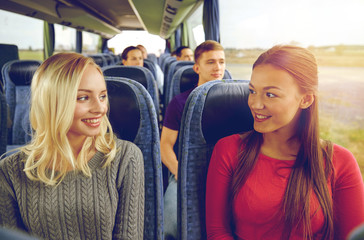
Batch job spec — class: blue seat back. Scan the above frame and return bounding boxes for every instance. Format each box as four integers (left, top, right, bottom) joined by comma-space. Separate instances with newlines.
2, 60, 41, 147
168, 66, 233, 106
105, 76, 164, 240
102, 65, 160, 115
164, 61, 194, 107
161, 56, 176, 75
143, 59, 157, 80
158, 53, 171, 67
147, 53, 158, 65
0, 91, 7, 156
0, 44, 19, 91
88, 54, 107, 67
177, 80, 254, 240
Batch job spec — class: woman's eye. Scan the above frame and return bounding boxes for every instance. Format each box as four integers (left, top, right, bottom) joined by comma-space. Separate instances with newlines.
77, 96, 88, 101
266, 92, 276, 98
100, 94, 107, 101
249, 89, 256, 94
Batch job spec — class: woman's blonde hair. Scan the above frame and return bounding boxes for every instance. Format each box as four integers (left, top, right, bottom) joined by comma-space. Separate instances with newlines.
22, 52, 117, 185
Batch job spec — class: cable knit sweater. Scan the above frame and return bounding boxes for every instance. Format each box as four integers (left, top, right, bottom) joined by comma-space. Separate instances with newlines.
0, 139, 144, 240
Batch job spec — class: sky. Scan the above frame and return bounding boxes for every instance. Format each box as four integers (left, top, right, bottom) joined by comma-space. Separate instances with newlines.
1, 0, 364, 52
220, 0, 364, 49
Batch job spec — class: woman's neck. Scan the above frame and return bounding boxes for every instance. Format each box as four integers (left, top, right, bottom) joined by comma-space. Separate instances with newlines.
261, 132, 300, 160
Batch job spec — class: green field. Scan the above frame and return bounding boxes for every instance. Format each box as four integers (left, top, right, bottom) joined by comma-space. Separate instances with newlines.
19, 50, 43, 61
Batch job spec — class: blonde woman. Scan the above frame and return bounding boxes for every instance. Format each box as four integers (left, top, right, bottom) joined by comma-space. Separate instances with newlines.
0, 53, 144, 239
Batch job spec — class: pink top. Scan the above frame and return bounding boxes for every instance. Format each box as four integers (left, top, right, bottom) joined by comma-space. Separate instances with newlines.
206, 134, 364, 240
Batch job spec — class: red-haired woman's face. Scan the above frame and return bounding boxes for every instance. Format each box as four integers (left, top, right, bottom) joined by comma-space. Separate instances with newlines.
248, 64, 311, 137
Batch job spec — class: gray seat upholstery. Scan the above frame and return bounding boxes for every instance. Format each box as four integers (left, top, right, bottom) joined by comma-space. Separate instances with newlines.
2, 60, 41, 150
105, 76, 164, 240
102, 65, 160, 115
177, 79, 253, 240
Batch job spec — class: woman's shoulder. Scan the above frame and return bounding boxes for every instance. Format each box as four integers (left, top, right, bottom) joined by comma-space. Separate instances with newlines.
0, 151, 26, 171
115, 138, 142, 155
332, 143, 356, 165
216, 133, 242, 145
331, 143, 362, 183
0, 151, 27, 186
215, 133, 244, 150
113, 139, 143, 165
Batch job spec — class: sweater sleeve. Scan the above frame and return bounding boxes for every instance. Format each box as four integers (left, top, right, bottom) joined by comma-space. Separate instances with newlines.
113, 142, 145, 240
332, 144, 364, 240
205, 136, 238, 240
0, 154, 26, 231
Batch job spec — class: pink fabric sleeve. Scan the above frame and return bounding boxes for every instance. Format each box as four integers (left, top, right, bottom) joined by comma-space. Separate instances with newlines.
332, 144, 364, 240
205, 136, 238, 240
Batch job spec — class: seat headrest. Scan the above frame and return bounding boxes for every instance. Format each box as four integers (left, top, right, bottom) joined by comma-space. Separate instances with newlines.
8, 61, 41, 86
201, 82, 254, 144
106, 80, 141, 142
180, 68, 199, 93
103, 66, 148, 89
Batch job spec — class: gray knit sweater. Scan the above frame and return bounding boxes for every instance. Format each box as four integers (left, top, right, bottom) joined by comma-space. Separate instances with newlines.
0, 139, 144, 240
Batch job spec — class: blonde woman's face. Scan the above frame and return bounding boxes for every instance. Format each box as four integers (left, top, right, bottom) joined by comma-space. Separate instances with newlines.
67, 65, 108, 145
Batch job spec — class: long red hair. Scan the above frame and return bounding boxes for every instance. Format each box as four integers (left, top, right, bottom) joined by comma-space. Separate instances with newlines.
232, 45, 334, 239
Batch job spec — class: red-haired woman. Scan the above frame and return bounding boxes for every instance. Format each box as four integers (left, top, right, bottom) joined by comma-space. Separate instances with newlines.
206, 45, 364, 240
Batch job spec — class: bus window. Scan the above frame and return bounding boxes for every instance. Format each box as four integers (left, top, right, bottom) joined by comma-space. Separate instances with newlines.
219, 0, 364, 179
54, 24, 76, 53
108, 30, 165, 56
82, 31, 99, 54
0, 10, 43, 61
185, 3, 204, 49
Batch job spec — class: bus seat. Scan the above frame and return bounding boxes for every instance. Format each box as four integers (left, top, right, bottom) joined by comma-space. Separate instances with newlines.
102, 53, 115, 65
163, 61, 194, 108
102, 65, 160, 115
105, 76, 164, 240
161, 56, 176, 74
167, 66, 198, 106
2, 60, 41, 150
147, 53, 158, 65
0, 44, 19, 92
177, 79, 253, 240
167, 66, 233, 107
158, 53, 171, 67
144, 59, 157, 80
87, 54, 107, 67
0, 91, 7, 156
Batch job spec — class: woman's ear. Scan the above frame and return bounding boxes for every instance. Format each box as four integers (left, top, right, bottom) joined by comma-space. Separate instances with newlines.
300, 93, 315, 109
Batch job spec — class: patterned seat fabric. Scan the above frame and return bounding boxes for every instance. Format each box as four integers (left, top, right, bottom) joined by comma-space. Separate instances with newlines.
105, 76, 164, 240
163, 61, 195, 107
2, 60, 41, 149
0, 91, 7, 156
177, 79, 253, 240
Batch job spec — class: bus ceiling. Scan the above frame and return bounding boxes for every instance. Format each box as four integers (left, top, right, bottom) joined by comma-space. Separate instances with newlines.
0, 0, 204, 40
